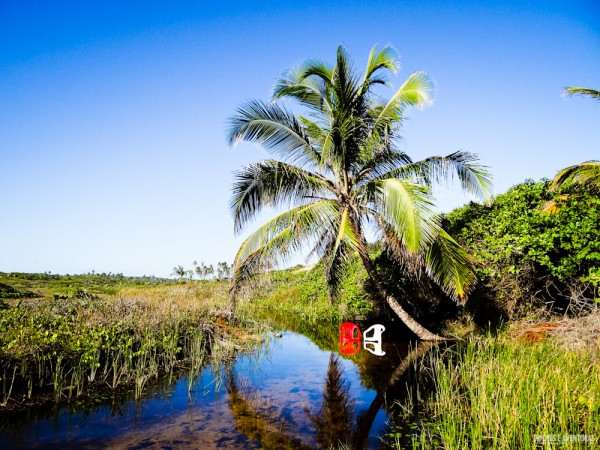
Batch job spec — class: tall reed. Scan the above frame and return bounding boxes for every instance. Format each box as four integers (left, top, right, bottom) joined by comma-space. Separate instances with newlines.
0, 283, 260, 407
392, 336, 600, 449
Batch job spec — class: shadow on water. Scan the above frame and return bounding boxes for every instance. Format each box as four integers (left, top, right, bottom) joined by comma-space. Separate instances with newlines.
0, 314, 441, 449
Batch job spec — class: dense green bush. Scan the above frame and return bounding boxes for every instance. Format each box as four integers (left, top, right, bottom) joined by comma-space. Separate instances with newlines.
444, 179, 600, 321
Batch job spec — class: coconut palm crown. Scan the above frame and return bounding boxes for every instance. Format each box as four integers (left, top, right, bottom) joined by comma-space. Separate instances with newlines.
542, 87, 600, 213
226, 45, 492, 340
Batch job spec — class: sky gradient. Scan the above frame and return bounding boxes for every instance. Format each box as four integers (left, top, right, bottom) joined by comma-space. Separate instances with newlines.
1, 0, 599, 277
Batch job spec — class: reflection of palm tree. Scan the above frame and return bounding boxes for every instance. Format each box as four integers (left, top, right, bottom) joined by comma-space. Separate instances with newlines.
228, 45, 491, 340
352, 341, 439, 450
225, 364, 313, 450
224, 340, 439, 449
307, 354, 355, 448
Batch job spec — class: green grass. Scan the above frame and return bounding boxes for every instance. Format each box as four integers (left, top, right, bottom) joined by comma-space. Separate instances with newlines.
390, 333, 600, 449
0, 273, 263, 409
237, 261, 374, 322
0, 271, 173, 299
0, 265, 374, 411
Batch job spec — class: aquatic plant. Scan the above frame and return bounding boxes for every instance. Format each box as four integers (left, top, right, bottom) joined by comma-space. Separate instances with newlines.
0, 284, 261, 408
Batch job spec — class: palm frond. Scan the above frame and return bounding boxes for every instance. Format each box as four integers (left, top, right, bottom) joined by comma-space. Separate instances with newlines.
371, 211, 424, 277
231, 200, 338, 293
423, 229, 476, 302
298, 116, 336, 172
359, 45, 398, 93
372, 210, 475, 301
563, 87, 600, 100
227, 100, 320, 166
295, 60, 334, 85
331, 45, 361, 113
549, 160, 600, 192
373, 71, 434, 133
377, 151, 493, 202
354, 150, 413, 184
230, 160, 331, 234
360, 178, 439, 252
273, 65, 332, 113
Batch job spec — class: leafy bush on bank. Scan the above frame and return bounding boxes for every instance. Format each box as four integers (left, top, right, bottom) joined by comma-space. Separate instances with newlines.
444, 179, 600, 322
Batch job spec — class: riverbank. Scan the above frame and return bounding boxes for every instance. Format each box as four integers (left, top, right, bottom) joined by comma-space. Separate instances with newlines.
2, 270, 600, 449
0, 266, 372, 413
389, 313, 600, 449
0, 273, 265, 412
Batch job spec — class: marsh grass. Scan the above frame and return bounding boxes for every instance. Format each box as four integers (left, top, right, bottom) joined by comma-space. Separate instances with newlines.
391, 327, 600, 449
0, 281, 262, 409
235, 264, 373, 322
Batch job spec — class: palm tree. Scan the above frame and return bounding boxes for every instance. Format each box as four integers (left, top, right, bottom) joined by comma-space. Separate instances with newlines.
542, 87, 600, 212
227, 45, 492, 340
217, 261, 232, 280
171, 265, 186, 280
194, 261, 205, 279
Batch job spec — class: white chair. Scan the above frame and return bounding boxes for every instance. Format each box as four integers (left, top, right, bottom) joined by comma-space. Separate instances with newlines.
362, 324, 385, 356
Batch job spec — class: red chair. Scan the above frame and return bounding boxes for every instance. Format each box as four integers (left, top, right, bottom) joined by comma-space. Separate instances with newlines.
339, 322, 361, 341
339, 339, 361, 355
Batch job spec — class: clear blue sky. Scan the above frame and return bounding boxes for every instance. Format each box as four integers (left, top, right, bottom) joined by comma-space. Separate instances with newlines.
1, 0, 598, 277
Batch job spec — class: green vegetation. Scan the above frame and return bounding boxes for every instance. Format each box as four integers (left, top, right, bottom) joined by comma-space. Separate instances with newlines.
380, 175, 600, 449
237, 258, 372, 322
228, 44, 491, 340
0, 282, 39, 300
563, 86, 600, 101
0, 273, 261, 410
0, 263, 378, 411
445, 180, 600, 323
0, 271, 170, 299
389, 324, 600, 449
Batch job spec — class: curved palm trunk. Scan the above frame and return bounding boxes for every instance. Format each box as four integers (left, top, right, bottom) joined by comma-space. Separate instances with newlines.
355, 237, 446, 341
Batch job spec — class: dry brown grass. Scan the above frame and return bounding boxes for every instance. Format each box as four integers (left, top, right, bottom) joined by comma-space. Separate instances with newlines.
508, 310, 600, 357
115, 282, 229, 316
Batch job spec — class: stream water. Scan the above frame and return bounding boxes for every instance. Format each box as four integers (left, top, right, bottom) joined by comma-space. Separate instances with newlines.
0, 320, 426, 449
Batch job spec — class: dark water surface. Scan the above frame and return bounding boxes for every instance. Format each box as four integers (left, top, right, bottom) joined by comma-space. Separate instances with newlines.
0, 323, 424, 449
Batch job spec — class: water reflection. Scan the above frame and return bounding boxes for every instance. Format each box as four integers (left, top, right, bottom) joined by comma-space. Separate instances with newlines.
0, 323, 438, 450
307, 354, 355, 449
227, 363, 313, 450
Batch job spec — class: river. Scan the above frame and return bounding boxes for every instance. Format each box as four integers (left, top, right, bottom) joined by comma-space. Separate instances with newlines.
0, 319, 430, 449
